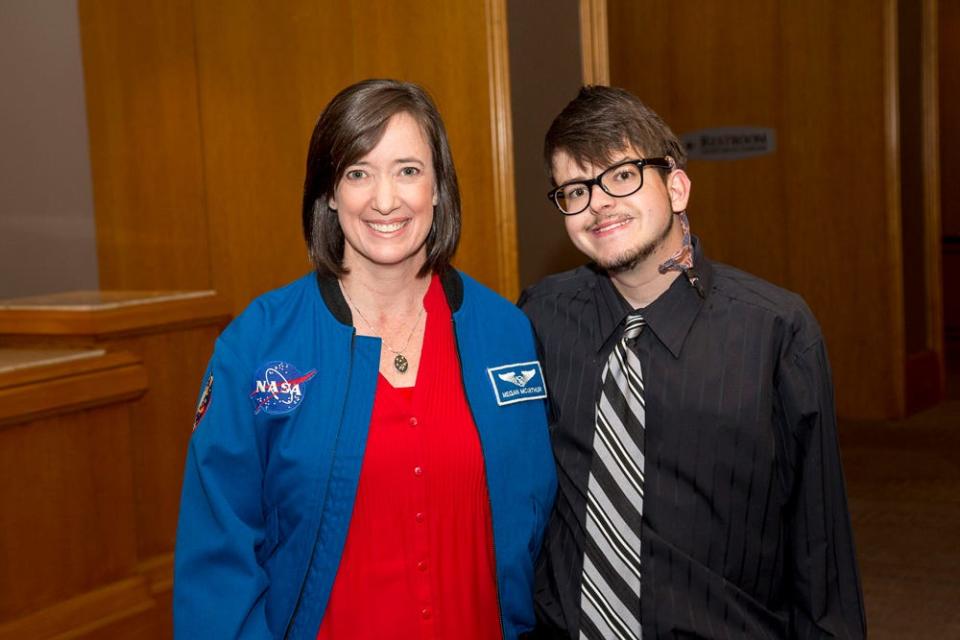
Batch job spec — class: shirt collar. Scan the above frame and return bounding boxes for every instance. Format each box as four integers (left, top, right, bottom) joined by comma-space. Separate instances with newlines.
593, 236, 713, 358
315, 267, 464, 327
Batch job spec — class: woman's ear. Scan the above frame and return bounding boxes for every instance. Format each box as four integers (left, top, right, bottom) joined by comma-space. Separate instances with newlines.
328, 197, 337, 211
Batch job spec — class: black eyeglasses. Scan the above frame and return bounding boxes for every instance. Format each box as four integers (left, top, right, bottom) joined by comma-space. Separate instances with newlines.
546, 157, 673, 215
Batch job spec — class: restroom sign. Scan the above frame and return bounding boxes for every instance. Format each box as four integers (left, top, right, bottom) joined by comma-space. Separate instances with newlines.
680, 127, 776, 161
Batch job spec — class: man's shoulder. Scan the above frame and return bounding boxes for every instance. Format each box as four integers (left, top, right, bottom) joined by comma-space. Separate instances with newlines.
710, 261, 803, 310
519, 264, 599, 308
708, 260, 821, 339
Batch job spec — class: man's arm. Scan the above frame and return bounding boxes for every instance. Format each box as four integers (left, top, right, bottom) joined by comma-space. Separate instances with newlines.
778, 335, 866, 638
519, 289, 573, 638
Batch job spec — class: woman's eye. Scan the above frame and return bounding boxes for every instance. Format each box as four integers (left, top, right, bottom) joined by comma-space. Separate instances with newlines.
346, 169, 366, 180
400, 166, 420, 177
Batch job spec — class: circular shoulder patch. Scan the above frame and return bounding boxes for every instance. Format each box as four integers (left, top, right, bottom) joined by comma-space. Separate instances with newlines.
193, 374, 214, 431
249, 361, 317, 415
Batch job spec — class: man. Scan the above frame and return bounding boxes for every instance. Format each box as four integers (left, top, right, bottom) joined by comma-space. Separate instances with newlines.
520, 86, 865, 639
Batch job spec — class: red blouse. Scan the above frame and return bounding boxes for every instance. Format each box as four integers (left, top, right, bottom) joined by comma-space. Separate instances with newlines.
316, 275, 502, 640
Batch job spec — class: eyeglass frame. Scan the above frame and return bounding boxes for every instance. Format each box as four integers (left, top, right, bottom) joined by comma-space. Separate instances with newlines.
546, 156, 675, 215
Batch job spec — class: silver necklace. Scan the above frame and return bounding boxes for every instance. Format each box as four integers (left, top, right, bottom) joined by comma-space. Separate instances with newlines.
340, 282, 425, 374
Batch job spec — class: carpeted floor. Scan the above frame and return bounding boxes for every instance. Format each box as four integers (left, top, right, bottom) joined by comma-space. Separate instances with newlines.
839, 365, 960, 638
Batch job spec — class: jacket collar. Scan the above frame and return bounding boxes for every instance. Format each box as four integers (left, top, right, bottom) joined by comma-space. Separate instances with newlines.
594, 236, 713, 358
316, 267, 464, 327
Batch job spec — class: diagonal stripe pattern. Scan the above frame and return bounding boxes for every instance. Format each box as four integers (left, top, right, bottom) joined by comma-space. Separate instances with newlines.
580, 313, 646, 640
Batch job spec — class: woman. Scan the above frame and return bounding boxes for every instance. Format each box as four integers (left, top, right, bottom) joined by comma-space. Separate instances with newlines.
174, 79, 556, 639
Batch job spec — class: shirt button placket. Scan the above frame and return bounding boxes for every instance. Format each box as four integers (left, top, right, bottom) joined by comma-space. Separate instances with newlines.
409, 413, 432, 627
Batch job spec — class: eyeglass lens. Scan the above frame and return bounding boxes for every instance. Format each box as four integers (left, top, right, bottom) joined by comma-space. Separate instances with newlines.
555, 161, 645, 214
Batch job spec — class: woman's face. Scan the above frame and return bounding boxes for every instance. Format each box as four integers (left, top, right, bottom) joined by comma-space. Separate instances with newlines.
331, 112, 437, 274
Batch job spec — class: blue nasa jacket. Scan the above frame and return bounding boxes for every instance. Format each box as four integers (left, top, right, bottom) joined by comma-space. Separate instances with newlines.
174, 269, 557, 639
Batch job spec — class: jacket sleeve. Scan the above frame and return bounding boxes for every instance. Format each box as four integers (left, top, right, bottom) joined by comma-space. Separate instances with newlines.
778, 336, 866, 639
174, 339, 272, 638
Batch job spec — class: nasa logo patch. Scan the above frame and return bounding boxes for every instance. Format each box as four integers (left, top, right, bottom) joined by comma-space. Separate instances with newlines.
250, 361, 317, 416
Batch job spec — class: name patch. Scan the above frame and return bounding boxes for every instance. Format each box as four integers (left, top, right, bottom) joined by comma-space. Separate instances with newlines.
250, 361, 317, 415
487, 361, 548, 406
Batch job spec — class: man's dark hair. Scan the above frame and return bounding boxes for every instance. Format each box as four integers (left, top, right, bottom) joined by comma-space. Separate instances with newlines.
302, 79, 461, 277
544, 85, 687, 184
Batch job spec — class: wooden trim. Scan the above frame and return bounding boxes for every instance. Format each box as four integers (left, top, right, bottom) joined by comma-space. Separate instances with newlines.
0, 292, 230, 338
137, 553, 174, 595
485, 0, 520, 300
0, 351, 147, 427
0, 576, 154, 640
922, 0, 944, 360
0, 349, 104, 376
883, 0, 907, 416
0, 350, 139, 388
579, 0, 609, 85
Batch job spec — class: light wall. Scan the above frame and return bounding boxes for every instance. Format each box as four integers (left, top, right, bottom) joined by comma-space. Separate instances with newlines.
0, 0, 98, 298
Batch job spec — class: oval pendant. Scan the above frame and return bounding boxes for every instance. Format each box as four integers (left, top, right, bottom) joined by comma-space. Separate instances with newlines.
394, 353, 409, 373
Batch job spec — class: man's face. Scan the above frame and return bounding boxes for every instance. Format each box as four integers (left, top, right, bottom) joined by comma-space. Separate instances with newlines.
552, 148, 689, 273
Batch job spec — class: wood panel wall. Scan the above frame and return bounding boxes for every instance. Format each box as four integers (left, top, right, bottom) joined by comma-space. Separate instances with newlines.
942, 1, 960, 240
79, 0, 519, 310
607, 0, 939, 420
78, 1, 211, 292
942, 0, 960, 356
0, 295, 229, 638
0, 351, 150, 639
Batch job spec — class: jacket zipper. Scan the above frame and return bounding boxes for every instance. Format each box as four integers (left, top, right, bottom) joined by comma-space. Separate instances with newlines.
282, 532, 315, 639
451, 316, 507, 639
282, 330, 357, 639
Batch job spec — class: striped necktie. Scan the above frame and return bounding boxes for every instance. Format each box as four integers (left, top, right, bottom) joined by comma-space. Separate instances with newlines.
579, 313, 646, 640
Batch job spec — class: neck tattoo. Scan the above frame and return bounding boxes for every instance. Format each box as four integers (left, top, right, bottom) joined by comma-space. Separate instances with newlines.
339, 282, 425, 374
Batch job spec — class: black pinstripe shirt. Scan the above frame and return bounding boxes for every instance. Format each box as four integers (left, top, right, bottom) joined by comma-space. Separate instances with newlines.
519, 240, 865, 639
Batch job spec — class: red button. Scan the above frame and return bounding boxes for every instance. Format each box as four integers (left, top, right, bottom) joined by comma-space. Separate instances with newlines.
421, 607, 432, 619
413, 466, 423, 476
409, 416, 419, 427
417, 560, 428, 571
415, 512, 425, 522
